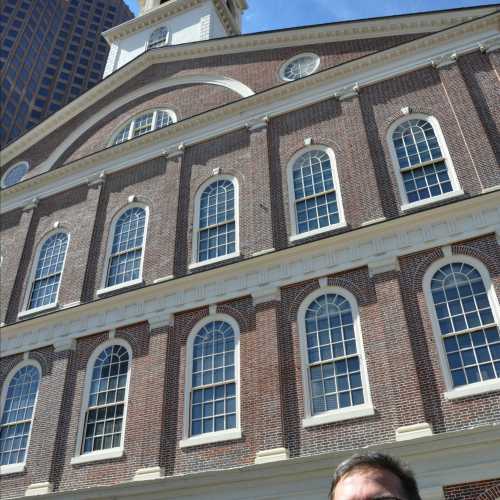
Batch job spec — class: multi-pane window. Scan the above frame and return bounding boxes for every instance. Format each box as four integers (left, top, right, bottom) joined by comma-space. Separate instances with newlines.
304, 294, 365, 414
28, 232, 69, 310
292, 150, 340, 235
112, 110, 175, 146
430, 263, 500, 387
81, 345, 129, 454
0, 365, 40, 466
189, 321, 237, 436
106, 207, 146, 288
197, 179, 236, 262
2, 162, 29, 188
281, 53, 320, 81
147, 26, 168, 49
392, 118, 454, 203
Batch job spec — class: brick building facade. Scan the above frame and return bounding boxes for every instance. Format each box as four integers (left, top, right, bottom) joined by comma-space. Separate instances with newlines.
0, 1, 499, 498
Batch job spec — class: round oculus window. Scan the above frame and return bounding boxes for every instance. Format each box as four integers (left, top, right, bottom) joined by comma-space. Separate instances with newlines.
2, 162, 29, 188
281, 53, 320, 82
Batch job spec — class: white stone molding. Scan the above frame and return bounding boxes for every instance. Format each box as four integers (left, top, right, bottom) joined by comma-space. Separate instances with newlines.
1, 193, 498, 357
87, 171, 106, 188
400, 106, 412, 115
318, 277, 328, 288
395, 423, 433, 442
252, 287, 280, 305
149, 313, 174, 330
2, 17, 499, 213
22, 198, 39, 212
251, 248, 275, 257
254, 448, 289, 464
133, 467, 164, 481
153, 275, 174, 284
431, 52, 458, 68
479, 34, 500, 53
334, 83, 359, 101
441, 244, 452, 257
209, 304, 217, 315
25, 482, 53, 496
368, 257, 400, 277
53, 337, 77, 352
246, 116, 268, 132
361, 217, 387, 227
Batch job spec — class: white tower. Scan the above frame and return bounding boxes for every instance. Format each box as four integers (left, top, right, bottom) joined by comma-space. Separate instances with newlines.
102, 0, 247, 77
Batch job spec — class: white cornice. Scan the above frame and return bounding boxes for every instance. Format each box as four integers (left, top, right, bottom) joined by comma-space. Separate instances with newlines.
1, 191, 498, 357
1, 7, 497, 167
1, 14, 498, 214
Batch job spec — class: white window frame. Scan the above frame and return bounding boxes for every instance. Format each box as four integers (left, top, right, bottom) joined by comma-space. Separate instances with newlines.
0, 359, 42, 476
19, 230, 70, 318
387, 114, 463, 211
109, 109, 177, 147
71, 338, 132, 465
180, 313, 242, 448
297, 286, 374, 428
97, 203, 149, 296
146, 25, 170, 50
423, 255, 500, 400
189, 175, 240, 269
287, 145, 347, 242
1, 161, 29, 189
279, 53, 321, 82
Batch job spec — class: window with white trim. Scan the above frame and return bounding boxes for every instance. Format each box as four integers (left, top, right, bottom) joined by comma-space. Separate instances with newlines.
80, 344, 130, 454
390, 116, 459, 205
0, 364, 40, 466
1, 162, 29, 188
188, 320, 237, 437
112, 109, 176, 146
27, 232, 69, 311
105, 206, 147, 288
290, 149, 344, 236
280, 53, 320, 82
196, 179, 237, 263
147, 26, 169, 49
429, 262, 500, 388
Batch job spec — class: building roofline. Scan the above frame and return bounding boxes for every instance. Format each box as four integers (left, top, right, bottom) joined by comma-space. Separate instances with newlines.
1, 4, 498, 161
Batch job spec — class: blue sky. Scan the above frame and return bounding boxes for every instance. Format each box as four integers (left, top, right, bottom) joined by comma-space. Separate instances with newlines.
124, 1, 499, 32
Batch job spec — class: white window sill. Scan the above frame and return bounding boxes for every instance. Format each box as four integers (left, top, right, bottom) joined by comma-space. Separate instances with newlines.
0, 463, 25, 475
18, 303, 58, 319
188, 253, 240, 270
401, 190, 464, 212
179, 429, 242, 448
71, 448, 124, 465
96, 278, 144, 296
289, 222, 347, 243
444, 378, 500, 400
302, 404, 375, 428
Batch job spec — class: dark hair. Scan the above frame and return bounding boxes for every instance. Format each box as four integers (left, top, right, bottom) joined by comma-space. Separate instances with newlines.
329, 452, 422, 500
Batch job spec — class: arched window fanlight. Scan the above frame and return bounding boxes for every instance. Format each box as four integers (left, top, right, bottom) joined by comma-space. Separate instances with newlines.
1, 162, 29, 188
112, 109, 176, 146
280, 53, 320, 82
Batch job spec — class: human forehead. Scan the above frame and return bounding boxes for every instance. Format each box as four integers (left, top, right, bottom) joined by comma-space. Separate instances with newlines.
333, 467, 406, 500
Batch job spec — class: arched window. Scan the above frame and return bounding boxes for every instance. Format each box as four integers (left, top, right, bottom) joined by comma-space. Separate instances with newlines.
390, 116, 460, 206
104, 206, 147, 289
0, 363, 40, 467
112, 109, 176, 146
299, 288, 373, 426
79, 343, 130, 455
182, 316, 240, 446
1, 161, 29, 188
428, 261, 500, 389
280, 53, 320, 82
147, 26, 168, 49
289, 148, 345, 238
26, 232, 69, 311
194, 178, 238, 264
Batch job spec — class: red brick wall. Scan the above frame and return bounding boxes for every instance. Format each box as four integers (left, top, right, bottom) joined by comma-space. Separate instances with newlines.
444, 478, 500, 500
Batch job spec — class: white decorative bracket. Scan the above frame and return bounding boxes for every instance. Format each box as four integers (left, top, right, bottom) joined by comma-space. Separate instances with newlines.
252, 287, 280, 305
53, 337, 77, 352
25, 482, 53, 496
87, 171, 106, 188
132, 466, 164, 481
254, 447, 289, 464
246, 116, 268, 132
400, 106, 412, 116
441, 244, 453, 257
479, 35, 500, 54
368, 257, 400, 277
431, 52, 457, 69
23, 197, 39, 212
318, 277, 328, 288
395, 422, 433, 442
149, 313, 174, 331
334, 83, 359, 101
209, 304, 217, 315
304, 137, 313, 146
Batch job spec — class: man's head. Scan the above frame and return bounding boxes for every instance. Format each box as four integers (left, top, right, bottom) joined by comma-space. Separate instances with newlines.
329, 452, 422, 500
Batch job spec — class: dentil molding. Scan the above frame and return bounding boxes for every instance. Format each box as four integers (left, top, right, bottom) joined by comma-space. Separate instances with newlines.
1, 193, 498, 357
